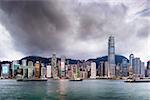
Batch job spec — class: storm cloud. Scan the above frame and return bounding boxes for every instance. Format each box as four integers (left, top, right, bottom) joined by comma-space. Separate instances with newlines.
0, 0, 69, 56
0, 0, 149, 61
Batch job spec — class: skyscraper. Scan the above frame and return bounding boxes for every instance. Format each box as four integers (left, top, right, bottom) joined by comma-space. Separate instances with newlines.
104, 61, 109, 77
133, 58, 141, 75
90, 62, 96, 79
28, 61, 34, 79
1, 64, 9, 79
129, 54, 134, 76
47, 65, 52, 78
51, 53, 58, 79
60, 56, 66, 78
100, 61, 104, 77
35, 61, 40, 79
41, 63, 46, 78
129, 54, 134, 66
22, 59, 27, 66
108, 36, 116, 78
140, 62, 145, 77
12, 60, 19, 77
22, 59, 28, 78
146, 61, 150, 77
121, 58, 128, 77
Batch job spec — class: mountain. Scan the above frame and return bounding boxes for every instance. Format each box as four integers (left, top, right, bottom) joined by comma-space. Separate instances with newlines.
20, 56, 50, 65
87, 55, 129, 67
20, 56, 81, 65
20, 55, 128, 66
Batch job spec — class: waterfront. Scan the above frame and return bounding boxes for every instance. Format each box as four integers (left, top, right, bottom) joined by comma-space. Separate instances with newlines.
0, 80, 150, 100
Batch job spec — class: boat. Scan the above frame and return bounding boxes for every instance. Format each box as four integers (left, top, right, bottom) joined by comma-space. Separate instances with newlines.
69, 78, 83, 81
124, 79, 150, 83
17, 78, 48, 82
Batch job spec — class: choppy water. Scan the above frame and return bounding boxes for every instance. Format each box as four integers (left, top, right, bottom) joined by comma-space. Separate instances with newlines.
0, 79, 150, 100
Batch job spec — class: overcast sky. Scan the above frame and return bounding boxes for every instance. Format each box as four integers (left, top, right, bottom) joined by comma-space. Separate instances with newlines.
0, 0, 149, 62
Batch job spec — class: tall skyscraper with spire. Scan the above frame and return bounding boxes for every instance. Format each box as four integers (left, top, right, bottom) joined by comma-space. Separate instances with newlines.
108, 36, 116, 78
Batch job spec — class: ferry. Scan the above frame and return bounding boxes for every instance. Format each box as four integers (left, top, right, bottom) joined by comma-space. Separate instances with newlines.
124, 78, 150, 83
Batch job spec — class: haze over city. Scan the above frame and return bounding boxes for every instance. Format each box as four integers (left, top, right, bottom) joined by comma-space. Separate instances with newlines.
0, 0, 149, 62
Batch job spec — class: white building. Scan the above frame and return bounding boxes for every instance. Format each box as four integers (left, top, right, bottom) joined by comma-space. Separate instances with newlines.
90, 62, 96, 79
41, 63, 46, 78
22, 59, 27, 66
47, 65, 52, 78
28, 61, 34, 79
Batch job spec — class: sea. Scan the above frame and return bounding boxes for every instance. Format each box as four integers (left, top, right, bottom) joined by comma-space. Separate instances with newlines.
0, 79, 150, 100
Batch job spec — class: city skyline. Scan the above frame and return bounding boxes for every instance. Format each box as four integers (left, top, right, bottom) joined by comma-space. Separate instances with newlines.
0, 0, 149, 62
0, 36, 148, 79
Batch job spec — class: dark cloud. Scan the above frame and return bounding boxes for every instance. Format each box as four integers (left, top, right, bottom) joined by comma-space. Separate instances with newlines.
0, 0, 69, 56
0, 0, 149, 60
76, 3, 127, 40
136, 8, 150, 17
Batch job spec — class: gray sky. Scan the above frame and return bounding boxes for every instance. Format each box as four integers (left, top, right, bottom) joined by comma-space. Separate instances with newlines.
0, 0, 149, 62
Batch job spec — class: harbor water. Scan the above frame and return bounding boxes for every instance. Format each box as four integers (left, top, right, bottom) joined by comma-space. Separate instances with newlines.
0, 79, 150, 100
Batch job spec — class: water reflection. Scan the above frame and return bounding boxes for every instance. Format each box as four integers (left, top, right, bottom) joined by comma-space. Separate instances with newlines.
46, 79, 68, 100
58, 80, 68, 100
